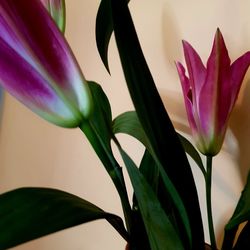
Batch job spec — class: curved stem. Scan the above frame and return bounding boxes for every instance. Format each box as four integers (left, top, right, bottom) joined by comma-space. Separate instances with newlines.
80, 120, 132, 235
206, 156, 217, 250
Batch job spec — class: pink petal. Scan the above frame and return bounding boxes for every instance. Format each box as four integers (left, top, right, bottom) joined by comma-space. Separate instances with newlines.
176, 62, 197, 133
230, 51, 250, 110
182, 40, 206, 104
0, 38, 80, 127
0, 0, 92, 126
199, 29, 231, 136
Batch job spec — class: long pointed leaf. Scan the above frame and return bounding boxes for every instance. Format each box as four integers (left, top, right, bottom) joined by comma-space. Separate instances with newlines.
96, 0, 112, 72
112, 111, 150, 149
0, 187, 128, 249
113, 112, 192, 247
113, 111, 206, 176
108, 0, 204, 247
119, 148, 184, 250
222, 172, 250, 249
80, 81, 132, 233
95, 0, 130, 72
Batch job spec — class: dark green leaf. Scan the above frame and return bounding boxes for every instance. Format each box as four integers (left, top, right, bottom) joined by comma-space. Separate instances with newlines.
130, 150, 158, 249
112, 111, 150, 149
108, 0, 204, 248
95, 0, 130, 72
0, 187, 128, 250
96, 0, 112, 73
113, 111, 206, 177
87, 81, 113, 148
80, 81, 132, 233
119, 149, 184, 250
222, 172, 250, 249
113, 112, 190, 248
138, 149, 159, 193
226, 173, 250, 229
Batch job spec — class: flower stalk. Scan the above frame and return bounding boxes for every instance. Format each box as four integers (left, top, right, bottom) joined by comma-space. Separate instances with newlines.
206, 156, 217, 250
79, 120, 132, 234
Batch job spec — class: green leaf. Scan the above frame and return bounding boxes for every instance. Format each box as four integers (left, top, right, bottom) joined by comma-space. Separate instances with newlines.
222, 172, 250, 249
138, 149, 159, 193
96, 0, 112, 72
87, 81, 113, 148
95, 0, 130, 72
226, 173, 250, 229
0, 187, 128, 250
130, 150, 159, 249
113, 111, 206, 177
80, 81, 132, 233
119, 149, 184, 250
113, 111, 150, 149
113, 112, 190, 248
108, 0, 204, 247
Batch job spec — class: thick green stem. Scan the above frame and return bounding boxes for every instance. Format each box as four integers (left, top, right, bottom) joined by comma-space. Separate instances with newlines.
80, 120, 132, 236
206, 156, 217, 250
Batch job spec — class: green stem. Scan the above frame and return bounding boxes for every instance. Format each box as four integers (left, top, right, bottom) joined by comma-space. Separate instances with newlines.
80, 120, 132, 236
206, 156, 217, 250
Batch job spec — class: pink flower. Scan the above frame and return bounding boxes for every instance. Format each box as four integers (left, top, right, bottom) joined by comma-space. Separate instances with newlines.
176, 29, 250, 155
0, 0, 92, 127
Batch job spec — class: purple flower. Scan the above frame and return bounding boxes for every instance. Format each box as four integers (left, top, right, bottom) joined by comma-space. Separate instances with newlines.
176, 29, 250, 155
40, 0, 65, 32
0, 0, 92, 127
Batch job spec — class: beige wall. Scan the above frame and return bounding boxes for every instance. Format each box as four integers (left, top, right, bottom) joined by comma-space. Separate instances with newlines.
1, 0, 250, 249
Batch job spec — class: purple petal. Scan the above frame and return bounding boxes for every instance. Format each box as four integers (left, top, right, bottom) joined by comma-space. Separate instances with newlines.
0, 38, 79, 127
176, 62, 197, 133
0, 0, 92, 126
182, 40, 206, 104
230, 52, 250, 110
199, 29, 231, 136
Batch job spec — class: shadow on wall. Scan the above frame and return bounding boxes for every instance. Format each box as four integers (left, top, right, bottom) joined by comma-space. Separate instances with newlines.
230, 80, 250, 183
160, 89, 191, 135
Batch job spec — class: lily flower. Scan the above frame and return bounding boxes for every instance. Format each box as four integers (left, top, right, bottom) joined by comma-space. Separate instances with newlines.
0, 0, 92, 128
40, 0, 66, 32
176, 29, 250, 155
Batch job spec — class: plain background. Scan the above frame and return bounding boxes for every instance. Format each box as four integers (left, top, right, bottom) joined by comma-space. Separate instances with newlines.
1, 0, 250, 249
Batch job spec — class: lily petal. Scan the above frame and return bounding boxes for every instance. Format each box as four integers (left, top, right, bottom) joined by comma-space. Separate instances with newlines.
199, 29, 231, 136
176, 61, 197, 133
230, 51, 250, 110
0, 39, 78, 127
40, 0, 66, 32
0, 0, 92, 127
182, 40, 206, 104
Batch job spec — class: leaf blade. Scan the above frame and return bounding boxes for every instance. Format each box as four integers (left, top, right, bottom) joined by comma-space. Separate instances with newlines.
108, 0, 204, 246
222, 172, 250, 249
119, 149, 184, 250
0, 187, 128, 250
113, 111, 206, 177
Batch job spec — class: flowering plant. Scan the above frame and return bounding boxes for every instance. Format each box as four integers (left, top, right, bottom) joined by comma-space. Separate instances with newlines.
0, 1, 250, 250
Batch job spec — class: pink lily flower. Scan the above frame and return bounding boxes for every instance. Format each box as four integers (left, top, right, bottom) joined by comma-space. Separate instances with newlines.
0, 0, 92, 128
40, 0, 65, 32
176, 29, 250, 155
